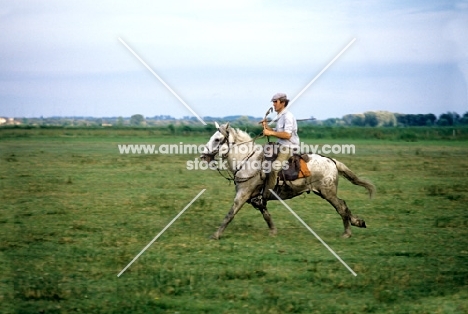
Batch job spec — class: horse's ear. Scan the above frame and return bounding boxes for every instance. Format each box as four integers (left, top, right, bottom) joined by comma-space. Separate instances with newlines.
217, 123, 229, 137
214, 121, 220, 129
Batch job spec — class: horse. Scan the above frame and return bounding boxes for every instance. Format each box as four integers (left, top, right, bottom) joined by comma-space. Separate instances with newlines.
200, 122, 375, 240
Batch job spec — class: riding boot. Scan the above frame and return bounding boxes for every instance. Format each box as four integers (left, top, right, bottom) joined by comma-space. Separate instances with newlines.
263, 147, 291, 204
262, 171, 277, 206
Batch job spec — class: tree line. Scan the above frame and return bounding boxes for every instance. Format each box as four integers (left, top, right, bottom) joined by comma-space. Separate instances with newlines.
323, 111, 468, 127
3, 111, 468, 128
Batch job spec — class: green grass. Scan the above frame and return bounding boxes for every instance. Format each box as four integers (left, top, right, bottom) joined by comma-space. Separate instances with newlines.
1, 129, 467, 313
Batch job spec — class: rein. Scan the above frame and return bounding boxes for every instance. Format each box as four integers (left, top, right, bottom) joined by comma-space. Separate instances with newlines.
216, 131, 266, 184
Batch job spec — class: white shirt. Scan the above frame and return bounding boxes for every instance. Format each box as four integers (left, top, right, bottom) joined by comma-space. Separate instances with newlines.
274, 109, 299, 149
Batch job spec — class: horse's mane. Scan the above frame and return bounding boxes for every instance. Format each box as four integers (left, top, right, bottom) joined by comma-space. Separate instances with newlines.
230, 128, 253, 143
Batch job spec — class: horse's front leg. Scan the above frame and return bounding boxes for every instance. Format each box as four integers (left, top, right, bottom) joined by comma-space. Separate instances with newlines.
211, 191, 250, 240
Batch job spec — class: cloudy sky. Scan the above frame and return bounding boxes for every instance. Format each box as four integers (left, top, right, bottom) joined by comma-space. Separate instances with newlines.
1, 0, 467, 121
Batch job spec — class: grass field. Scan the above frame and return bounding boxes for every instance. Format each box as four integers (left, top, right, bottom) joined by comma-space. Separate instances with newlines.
1, 128, 468, 313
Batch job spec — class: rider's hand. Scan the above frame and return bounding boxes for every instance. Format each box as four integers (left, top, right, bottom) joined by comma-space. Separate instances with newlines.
263, 128, 274, 136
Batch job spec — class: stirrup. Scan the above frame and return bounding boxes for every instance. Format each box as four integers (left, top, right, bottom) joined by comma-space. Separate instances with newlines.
250, 195, 263, 207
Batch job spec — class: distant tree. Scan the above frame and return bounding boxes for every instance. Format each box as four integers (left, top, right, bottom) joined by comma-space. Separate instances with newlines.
116, 116, 124, 127
414, 114, 425, 126
352, 114, 366, 126
323, 118, 339, 126
438, 118, 450, 126
395, 113, 437, 126
130, 114, 145, 126
205, 124, 217, 133
168, 124, 175, 134
373, 111, 396, 127
460, 112, 468, 125
424, 114, 437, 126
395, 113, 407, 126
364, 112, 378, 127
236, 115, 251, 126
343, 114, 365, 126
182, 125, 192, 133
438, 112, 460, 126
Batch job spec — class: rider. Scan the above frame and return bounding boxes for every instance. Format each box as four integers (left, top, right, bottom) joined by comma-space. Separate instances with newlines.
260, 92, 299, 205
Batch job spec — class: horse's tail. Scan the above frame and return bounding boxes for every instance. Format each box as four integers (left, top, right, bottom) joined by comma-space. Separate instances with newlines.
333, 159, 375, 198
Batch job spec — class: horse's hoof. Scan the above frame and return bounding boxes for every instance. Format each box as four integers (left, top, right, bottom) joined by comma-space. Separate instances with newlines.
362, 221, 367, 228
341, 233, 352, 239
209, 234, 220, 240
269, 229, 277, 237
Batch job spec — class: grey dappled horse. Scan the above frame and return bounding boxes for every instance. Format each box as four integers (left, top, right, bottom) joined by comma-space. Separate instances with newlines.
201, 122, 375, 240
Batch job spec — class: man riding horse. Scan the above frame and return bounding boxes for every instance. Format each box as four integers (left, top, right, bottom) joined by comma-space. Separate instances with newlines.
200, 94, 373, 239
252, 92, 300, 207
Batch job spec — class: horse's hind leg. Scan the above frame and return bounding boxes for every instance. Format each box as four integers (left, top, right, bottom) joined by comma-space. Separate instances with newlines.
348, 201, 367, 229
323, 192, 366, 238
324, 194, 352, 238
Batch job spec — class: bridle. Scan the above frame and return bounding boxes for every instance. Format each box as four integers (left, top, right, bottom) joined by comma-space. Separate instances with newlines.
202, 127, 231, 162
203, 106, 272, 160
203, 106, 273, 183
202, 126, 265, 184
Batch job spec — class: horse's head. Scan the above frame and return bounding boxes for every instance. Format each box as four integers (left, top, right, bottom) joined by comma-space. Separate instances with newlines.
200, 122, 230, 162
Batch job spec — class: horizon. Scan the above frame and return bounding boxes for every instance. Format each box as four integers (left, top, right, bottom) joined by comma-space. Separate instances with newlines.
2, 110, 464, 121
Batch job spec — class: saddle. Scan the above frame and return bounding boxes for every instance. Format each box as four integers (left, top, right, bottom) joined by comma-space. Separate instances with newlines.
263, 143, 311, 181
279, 154, 311, 181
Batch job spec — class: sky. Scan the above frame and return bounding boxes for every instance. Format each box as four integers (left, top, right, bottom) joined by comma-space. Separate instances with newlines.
1, 0, 467, 121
